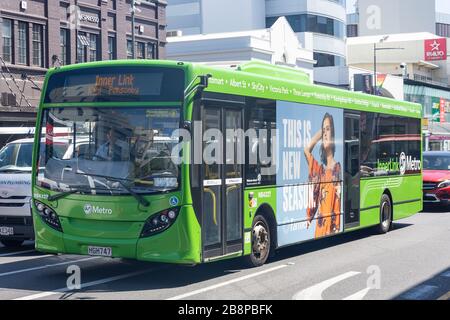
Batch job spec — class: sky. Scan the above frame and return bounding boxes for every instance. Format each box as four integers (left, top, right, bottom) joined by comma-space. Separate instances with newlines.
346, 0, 450, 14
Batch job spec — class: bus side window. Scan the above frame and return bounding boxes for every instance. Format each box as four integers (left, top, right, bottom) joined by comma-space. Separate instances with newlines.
246, 99, 276, 186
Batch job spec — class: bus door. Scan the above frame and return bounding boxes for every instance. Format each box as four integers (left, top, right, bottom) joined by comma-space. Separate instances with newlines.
344, 113, 361, 229
201, 103, 244, 261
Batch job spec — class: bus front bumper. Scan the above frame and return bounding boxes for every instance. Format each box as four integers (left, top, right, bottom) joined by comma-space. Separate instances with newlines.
33, 207, 201, 264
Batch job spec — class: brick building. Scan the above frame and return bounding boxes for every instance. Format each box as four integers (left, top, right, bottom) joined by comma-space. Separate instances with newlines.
0, 0, 167, 146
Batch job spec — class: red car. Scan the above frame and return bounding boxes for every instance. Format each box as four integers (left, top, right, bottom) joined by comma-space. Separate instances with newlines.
423, 151, 450, 207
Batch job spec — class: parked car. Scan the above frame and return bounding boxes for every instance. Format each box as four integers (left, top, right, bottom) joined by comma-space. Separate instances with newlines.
0, 138, 69, 247
422, 151, 450, 208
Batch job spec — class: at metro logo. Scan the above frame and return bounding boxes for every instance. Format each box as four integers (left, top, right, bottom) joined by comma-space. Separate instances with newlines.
425, 38, 447, 61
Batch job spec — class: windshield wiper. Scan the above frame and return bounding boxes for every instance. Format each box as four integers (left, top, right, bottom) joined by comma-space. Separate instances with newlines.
47, 186, 111, 201
48, 189, 81, 201
75, 172, 150, 207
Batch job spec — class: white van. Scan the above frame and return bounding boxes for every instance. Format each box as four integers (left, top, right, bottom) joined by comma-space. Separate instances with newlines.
0, 139, 35, 247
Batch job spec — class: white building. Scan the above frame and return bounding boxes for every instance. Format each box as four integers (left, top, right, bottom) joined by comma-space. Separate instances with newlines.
167, 0, 347, 83
167, 17, 315, 81
347, 0, 450, 38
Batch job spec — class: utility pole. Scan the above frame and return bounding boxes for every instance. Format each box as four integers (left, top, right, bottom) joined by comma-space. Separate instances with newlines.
131, 0, 136, 59
130, 0, 142, 59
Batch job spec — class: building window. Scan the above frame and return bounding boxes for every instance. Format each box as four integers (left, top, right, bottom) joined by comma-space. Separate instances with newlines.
127, 40, 133, 59
89, 34, 98, 62
2, 19, 12, 63
77, 32, 89, 63
436, 23, 450, 38
313, 52, 346, 67
347, 24, 358, 38
136, 42, 145, 59
108, 36, 116, 60
32, 24, 43, 67
18, 22, 28, 65
266, 14, 345, 40
60, 29, 69, 65
147, 42, 156, 59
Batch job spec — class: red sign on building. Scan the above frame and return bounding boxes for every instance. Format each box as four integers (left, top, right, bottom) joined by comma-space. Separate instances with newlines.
425, 38, 447, 61
441, 98, 446, 123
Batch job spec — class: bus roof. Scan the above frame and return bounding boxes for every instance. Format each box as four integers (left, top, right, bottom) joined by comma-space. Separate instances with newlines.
42, 59, 422, 119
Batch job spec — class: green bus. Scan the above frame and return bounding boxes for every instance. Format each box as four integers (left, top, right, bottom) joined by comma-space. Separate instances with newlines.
32, 60, 422, 267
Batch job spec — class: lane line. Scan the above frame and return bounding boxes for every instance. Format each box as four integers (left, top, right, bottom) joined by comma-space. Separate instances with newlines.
343, 287, 371, 300
293, 271, 360, 300
0, 250, 36, 257
0, 257, 99, 277
14, 268, 157, 300
0, 254, 53, 265
438, 291, 450, 301
167, 264, 290, 300
400, 285, 439, 300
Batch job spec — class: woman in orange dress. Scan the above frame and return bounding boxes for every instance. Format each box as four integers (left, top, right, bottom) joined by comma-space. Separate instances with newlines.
304, 113, 342, 238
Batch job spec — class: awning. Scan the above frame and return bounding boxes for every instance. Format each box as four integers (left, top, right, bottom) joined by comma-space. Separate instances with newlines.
417, 60, 440, 70
404, 84, 450, 100
428, 122, 450, 136
77, 34, 90, 47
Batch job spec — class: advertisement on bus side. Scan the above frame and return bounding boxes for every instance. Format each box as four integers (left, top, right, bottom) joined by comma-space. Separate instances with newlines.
276, 101, 344, 246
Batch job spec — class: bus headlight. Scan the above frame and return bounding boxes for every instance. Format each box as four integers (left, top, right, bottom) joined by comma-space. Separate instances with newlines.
34, 200, 63, 232
140, 207, 180, 238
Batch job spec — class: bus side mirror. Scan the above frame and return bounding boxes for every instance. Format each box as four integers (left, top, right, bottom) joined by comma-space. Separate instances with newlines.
182, 120, 192, 132
199, 74, 212, 88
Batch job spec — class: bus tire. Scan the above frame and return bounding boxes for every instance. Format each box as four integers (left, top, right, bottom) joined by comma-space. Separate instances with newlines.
377, 194, 392, 234
245, 215, 271, 267
0, 239, 24, 248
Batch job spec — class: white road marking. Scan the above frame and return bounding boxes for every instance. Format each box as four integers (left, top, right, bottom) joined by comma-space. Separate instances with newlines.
0, 257, 99, 277
400, 285, 439, 300
0, 254, 53, 265
14, 268, 156, 300
167, 264, 291, 300
0, 249, 36, 257
343, 287, 371, 300
292, 271, 361, 300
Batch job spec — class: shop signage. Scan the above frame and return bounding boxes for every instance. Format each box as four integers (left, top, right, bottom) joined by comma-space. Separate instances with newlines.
425, 38, 447, 61
79, 13, 99, 24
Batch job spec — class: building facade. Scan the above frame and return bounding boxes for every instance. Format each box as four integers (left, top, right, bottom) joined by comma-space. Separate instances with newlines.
0, 0, 167, 141
167, 0, 347, 70
167, 17, 316, 81
347, 0, 450, 39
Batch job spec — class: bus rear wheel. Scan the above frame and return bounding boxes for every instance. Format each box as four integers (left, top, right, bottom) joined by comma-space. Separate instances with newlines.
377, 194, 392, 234
1, 240, 24, 248
245, 215, 271, 267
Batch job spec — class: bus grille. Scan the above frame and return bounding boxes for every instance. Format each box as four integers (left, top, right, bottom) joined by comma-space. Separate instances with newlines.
423, 182, 437, 190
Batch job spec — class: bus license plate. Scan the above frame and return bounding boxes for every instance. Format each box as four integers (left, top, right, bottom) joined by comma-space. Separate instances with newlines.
88, 246, 112, 257
0, 226, 14, 236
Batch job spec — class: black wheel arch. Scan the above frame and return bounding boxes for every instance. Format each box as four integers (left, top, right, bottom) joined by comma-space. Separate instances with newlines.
382, 189, 393, 220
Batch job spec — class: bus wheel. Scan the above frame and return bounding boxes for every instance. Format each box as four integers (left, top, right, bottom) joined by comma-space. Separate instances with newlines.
245, 215, 271, 267
377, 194, 392, 234
1, 240, 24, 248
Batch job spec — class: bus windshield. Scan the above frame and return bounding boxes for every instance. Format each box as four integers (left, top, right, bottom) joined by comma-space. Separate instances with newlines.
37, 107, 181, 195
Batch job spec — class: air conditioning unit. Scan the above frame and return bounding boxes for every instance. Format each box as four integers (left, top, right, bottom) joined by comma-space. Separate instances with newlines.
167, 30, 183, 37
20, 1, 27, 10
1, 93, 16, 107
139, 25, 145, 33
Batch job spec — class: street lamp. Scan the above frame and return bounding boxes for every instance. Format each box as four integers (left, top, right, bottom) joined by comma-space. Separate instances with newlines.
130, 0, 142, 59
373, 35, 404, 95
